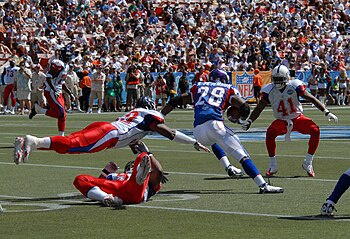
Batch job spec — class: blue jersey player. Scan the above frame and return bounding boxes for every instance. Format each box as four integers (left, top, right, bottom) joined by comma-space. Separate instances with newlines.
321, 167, 350, 216
162, 81, 284, 193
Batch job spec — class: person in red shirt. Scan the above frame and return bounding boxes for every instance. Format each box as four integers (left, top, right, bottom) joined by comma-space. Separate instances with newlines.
252, 68, 263, 104
140, 51, 153, 65
74, 152, 167, 207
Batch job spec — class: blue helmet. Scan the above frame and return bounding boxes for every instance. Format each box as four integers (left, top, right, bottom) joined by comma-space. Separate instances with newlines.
135, 96, 156, 110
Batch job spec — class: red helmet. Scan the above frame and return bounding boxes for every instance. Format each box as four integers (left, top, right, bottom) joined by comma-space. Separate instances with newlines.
50, 60, 64, 74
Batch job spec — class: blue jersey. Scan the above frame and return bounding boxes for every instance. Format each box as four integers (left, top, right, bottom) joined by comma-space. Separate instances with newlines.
190, 82, 241, 127
209, 69, 230, 83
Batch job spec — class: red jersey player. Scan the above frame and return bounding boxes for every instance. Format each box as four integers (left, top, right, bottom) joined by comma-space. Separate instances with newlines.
14, 96, 209, 164
74, 152, 165, 206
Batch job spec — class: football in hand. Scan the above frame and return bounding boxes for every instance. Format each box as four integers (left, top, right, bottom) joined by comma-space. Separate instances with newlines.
226, 106, 240, 123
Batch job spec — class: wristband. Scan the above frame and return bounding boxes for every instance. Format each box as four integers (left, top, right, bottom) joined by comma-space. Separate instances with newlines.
323, 109, 330, 116
172, 131, 196, 144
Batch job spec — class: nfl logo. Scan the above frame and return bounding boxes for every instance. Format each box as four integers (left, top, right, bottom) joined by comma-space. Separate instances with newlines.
236, 72, 254, 100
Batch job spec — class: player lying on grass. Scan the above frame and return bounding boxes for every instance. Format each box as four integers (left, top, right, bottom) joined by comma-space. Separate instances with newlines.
161, 81, 284, 193
13, 96, 210, 164
240, 65, 338, 177
321, 167, 350, 216
74, 152, 166, 207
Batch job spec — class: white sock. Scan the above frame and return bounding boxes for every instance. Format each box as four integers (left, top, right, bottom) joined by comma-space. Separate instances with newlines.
326, 200, 335, 206
254, 175, 266, 187
11, 106, 15, 112
269, 156, 277, 168
219, 156, 231, 169
3, 106, 7, 111
87, 186, 109, 201
58, 131, 64, 136
36, 137, 51, 148
304, 153, 314, 165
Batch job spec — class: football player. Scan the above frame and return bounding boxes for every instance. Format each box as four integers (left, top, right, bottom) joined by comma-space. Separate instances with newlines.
28, 59, 75, 136
321, 167, 350, 216
1, 59, 19, 114
241, 65, 338, 177
74, 152, 166, 207
13, 96, 209, 164
161, 81, 284, 193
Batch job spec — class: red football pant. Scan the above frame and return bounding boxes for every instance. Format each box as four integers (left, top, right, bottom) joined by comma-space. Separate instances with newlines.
44, 90, 66, 132
73, 152, 150, 204
266, 115, 320, 157
3, 84, 16, 106
48, 122, 118, 154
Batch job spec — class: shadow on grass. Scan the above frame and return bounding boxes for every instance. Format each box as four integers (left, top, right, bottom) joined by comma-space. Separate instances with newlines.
160, 189, 257, 195
279, 215, 350, 221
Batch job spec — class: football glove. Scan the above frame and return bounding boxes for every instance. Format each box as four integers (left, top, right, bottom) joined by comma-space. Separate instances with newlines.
106, 173, 118, 180
161, 172, 169, 184
54, 91, 60, 98
241, 119, 252, 131
324, 110, 338, 123
194, 141, 211, 152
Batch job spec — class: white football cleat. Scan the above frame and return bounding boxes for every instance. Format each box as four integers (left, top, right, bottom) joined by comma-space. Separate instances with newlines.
14, 137, 25, 164
302, 162, 315, 177
226, 165, 244, 177
259, 183, 284, 194
135, 155, 151, 185
103, 194, 123, 207
266, 166, 278, 177
321, 203, 336, 216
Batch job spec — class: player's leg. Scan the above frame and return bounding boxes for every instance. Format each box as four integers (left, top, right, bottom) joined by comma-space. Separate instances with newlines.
211, 143, 243, 177
196, 121, 283, 193
321, 167, 350, 216
14, 122, 119, 163
73, 174, 123, 207
265, 120, 288, 176
122, 152, 151, 203
293, 115, 320, 177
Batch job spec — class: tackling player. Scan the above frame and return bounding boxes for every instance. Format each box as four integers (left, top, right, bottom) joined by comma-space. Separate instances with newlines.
74, 152, 166, 207
161, 81, 284, 193
28, 59, 75, 136
241, 65, 338, 177
13, 96, 209, 164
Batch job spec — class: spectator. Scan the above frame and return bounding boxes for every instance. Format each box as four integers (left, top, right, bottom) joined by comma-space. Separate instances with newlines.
88, 64, 106, 114
30, 64, 46, 108
252, 68, 263, 104
79, 70, 91, 113
13, 61, 32, 115
125, 64, 141, 112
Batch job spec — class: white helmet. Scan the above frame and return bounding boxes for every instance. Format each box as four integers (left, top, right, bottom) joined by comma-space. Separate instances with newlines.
272, 65, 290, 89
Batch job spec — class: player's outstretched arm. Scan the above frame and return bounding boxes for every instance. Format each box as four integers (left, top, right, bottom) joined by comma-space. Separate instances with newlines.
241, 97, 268, 131
150, 123, 210, 152
302, 91, 338, 123
161, 93, 192, 116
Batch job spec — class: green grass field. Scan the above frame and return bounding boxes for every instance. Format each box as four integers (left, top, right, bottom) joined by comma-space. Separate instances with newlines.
1, 106, 350, 238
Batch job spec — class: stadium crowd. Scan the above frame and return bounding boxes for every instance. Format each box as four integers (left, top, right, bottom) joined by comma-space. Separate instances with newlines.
0, 0, 350, 114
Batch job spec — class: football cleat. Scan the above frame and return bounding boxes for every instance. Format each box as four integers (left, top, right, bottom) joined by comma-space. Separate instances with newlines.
13, 137, 25, 164
135, 155, 151, 185
321, 203, 336, 216
29, 104, 37, 119
259, 183, 284, 194
266, 166, 278, 177
103, 194, 123, 207
226, 165, 244, 177
302, 163, 315, 177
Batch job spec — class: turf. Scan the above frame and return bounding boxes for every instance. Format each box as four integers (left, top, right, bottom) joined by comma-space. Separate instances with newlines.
1, 106, 350, 238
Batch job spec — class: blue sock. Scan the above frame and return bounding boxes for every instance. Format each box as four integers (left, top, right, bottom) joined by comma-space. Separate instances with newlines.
211, 144, 226, 160
241, 158, 260, 179
328, 173, 350, 204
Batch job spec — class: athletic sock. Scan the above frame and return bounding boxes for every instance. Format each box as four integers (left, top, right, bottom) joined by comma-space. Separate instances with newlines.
304, 153, 314, 165
87, 186, 109, 201
241, 158, 265, 186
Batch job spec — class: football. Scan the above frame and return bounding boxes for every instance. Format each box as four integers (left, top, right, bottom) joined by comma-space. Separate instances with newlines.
226, 106, 241, 123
